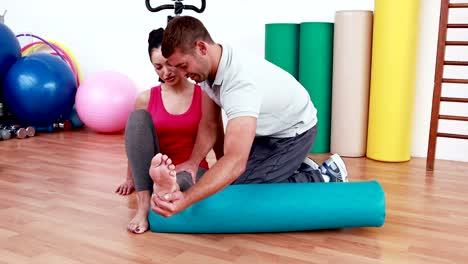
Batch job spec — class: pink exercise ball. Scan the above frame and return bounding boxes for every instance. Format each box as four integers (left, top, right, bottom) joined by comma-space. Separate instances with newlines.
76, 71, 138, 133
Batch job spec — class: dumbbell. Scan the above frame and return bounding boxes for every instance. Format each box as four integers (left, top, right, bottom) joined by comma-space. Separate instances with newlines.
34, 125, 54, 133
34, 121, 72, 133
25, 126, 35, 137
0, 124, 35, 137
13, 125, 35, 137
0, 125, 27, 139
0, 129, 11, 140
54, 120, 72, 130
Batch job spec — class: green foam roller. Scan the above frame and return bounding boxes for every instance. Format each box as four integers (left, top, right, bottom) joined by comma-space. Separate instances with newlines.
299, 22, 334, 153
265, 23, 300, 79
149, 181, 386, 234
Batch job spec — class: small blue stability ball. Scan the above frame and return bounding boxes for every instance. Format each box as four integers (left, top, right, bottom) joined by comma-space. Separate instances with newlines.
68, 105, 84, 128
3, 53, 77, 125
0, 23, 21, 84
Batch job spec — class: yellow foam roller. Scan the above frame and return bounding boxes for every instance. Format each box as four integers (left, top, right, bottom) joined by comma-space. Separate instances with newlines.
367, 0, 421, 162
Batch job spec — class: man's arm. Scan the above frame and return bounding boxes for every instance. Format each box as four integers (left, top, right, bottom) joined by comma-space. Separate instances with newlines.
188, 92, 222, 165
152, 116, 256, 217
183, 116, 256, 205
153, 82, 260, 217
213, 115, 225, 160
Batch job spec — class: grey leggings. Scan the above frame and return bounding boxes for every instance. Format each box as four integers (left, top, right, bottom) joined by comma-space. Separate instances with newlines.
125, 109, 205, 192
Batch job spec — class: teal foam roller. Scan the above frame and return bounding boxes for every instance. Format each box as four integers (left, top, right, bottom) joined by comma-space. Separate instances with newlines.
148, 181, 386, 233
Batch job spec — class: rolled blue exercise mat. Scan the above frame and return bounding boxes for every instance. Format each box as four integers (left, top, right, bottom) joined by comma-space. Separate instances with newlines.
148, 180, 386, 234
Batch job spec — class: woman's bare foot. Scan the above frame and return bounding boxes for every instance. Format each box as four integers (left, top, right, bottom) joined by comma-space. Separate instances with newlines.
127, 191, 150, 234
149, 153, 179, 198
127, 209, 150, 234
115, 178, 135, 195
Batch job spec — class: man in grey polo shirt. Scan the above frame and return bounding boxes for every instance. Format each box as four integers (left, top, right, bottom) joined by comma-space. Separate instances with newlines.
150, 16, 348, 217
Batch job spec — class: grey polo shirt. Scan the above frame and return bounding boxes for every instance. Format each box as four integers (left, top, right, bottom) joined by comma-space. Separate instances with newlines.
200, 44, 317, 138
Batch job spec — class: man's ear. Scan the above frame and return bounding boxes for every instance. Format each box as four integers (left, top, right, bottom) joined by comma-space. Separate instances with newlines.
195, 40, 208, 55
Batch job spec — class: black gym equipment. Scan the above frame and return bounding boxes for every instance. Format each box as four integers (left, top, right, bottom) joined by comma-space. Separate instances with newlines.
146, 0, 206, 23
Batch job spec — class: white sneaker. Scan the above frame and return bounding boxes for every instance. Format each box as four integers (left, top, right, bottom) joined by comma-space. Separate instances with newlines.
296, 156, 326, 182
320, 153, 349, 182
302, 156, 320, 170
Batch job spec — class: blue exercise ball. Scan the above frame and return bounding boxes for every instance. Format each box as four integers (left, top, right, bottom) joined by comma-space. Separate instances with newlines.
3, 53, 77, 126
0, 23, 21, 79
0, 23, 21, 91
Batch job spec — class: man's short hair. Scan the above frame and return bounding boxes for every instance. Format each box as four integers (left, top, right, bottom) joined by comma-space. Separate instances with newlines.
162, 16, 214, 58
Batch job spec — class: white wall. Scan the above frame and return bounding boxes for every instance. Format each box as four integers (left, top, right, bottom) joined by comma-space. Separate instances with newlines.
413, 0, 468, 162
2, 0, 467, 162
1, 0, 373, 90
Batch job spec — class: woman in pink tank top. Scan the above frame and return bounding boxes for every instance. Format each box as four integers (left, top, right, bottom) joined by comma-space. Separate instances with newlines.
115, 28, 223, 234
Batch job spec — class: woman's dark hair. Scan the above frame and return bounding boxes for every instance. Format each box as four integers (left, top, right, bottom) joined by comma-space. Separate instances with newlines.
148, 28, 165, 83
148, 28, 164, 59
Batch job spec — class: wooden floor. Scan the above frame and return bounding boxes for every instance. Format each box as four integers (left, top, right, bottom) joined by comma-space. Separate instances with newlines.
0, 128, 467, 264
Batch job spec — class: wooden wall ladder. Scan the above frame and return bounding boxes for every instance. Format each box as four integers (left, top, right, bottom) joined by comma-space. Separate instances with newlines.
427, 0, 468, 170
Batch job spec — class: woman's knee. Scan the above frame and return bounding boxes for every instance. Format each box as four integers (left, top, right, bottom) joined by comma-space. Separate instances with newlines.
128, 109, 152, 123
126, 109, 152, 130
